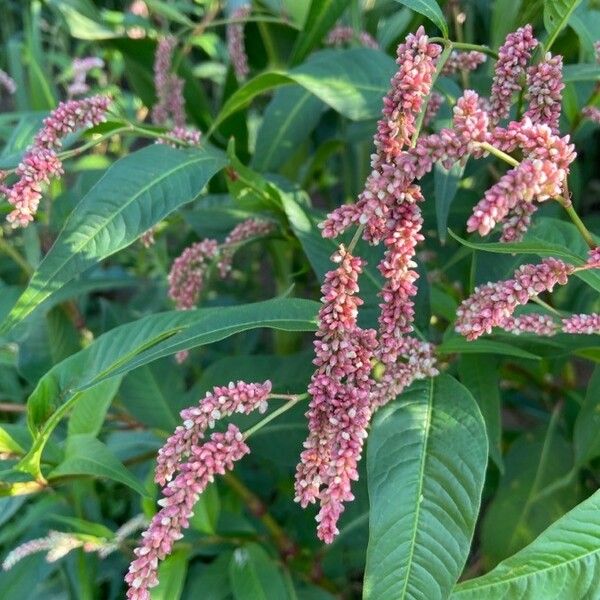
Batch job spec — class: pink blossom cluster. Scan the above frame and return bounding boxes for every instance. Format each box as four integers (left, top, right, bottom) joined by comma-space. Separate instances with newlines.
126, 424, 250, 600
155, 380, 271, 486
295, 246, 377, 543
325, 25, 379, 49
500, 313, 558, 336
562, 313, 600, 334
227, 5, 251, 81
0, 95, 110, 226
68, 57, 105, 97
587, 247, 600, 268
524, 53, 564, 133
0, 69, 16, 95
441, 51, 486, 75
167, 239, 219, 310
423, 91, 443, 127
152, 37, 185, 127
489, 24, 538, 125
218, 218, 274, 276
455, 258, 574, 340
582, 106, 600, 124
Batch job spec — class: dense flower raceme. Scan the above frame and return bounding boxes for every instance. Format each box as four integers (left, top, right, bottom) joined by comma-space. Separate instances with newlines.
500, 313, 558, 336
583, 106, 600, 124
489, 24, 538, 125
326, 25, 379, 49
0, 69, 17, 95
524, 53, 564, 133
155, 380, 272, 486
562, 313, 600, 334
455, 258, 575, 340
152, 36, 185, 127
295, 246, 377, 543
126, 424, 250, 600
68, 56, 105, 97
0, 95, 110, 226
423, 91, 443, 127
227, 5, 251, 81
441, 50, 486, 75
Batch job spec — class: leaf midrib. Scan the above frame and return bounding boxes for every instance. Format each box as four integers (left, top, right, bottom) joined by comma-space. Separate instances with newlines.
399, 378, 434, 599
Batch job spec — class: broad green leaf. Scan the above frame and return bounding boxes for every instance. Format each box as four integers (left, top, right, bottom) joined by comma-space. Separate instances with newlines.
452, 489, 600, 599
290, 0, 350, 64
543, 0, 583, 51
0, 426, 25, 456
49, 434, 148, 496
0, 144, 227, 335
184, 553, 233, 599
18, 298, 318, 479
212, 48, 396, 132
229, 543, 291, 599
574, 366, 600, 465
438, 337, 541, 360
434, 162, 464, 242
364, 375, 488, 600
458, 355, 503, 470
481, 425, 577, 567
189, 484, 220, 535
562, 63, 600, 82
253, 86, 325, 171
151, 549, 190, 600
145, 0, 193, 26
392, 0, 448, 38
67, 376, 122, 437
48, 0, 117, 39
490, 0, 522, 51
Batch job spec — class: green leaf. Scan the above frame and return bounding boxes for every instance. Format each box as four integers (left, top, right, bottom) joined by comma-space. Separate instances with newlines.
452, 489, 600, 599
151, 549, 190, 600
392, 0, 448, 38
229, 544, 291, 599
364, 375, 488, 600
289, 0, 350, 64
438, 337, 541, 360
543, 0, 583, 51
211, 48, 396, 132
562, 63, 600, 83
67, 376, 122, 438
0, 426, 25, 456
490, 0, 522, 51
49, 434, 148, 496
458, 355, 503, 470
252, 86, 325, 172
434, 162, 464, 243
481, 423, 577, 567
189, 484, 220, 535
574, 366, 600, 465
18, 298, 318, 479
0, 144, 227, 335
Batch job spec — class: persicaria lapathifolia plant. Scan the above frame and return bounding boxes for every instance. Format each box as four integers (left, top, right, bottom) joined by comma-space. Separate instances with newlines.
1, 2, 600, 599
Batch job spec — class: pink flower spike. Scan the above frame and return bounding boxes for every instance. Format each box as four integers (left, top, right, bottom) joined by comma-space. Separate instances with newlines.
586, 247, 600, 268
562, 313, 600, 335
423, 91, 443, 127
489, 25, 538, 125
455, 258, 574, 340
227, 5, 251, 81
167, 239, 219, 310
217, 219, 274, 277
0, 69, 17, 95
126, 425, 249, 600
500, 313, 558, 336
152, 37, 185, 127
523, 53, 564, 133
155, 380, 271, 486
582, 106, 600, 124
441, 51, 486, 75
326, 26, 379, 49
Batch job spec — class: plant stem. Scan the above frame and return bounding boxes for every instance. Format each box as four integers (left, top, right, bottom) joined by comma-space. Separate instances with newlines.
429, 38, 499, 60
476, 141, 520, 167
531, 297, 560, 316
0, 236, 33, 276
558, 181, 596, 249
243, 395, 306, 439
347, 223, 365, 253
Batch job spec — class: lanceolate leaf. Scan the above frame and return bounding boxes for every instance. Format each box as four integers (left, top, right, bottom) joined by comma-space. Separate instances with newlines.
392, 0, 449, 38
574, 366, 600, 465
0, 144, 227, 335
452, 489, 600, 599
543, 0, 582, 51
435, 162, 464, 242
17, 298, 318, 479
211, 48, 395, 132
364, 375, 488, 600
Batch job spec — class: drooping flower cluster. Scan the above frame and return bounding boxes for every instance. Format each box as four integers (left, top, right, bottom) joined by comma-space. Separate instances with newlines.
325, 25, 379, 49
227, 5, 251, 81
217, 218, 274, 276
0, 69, 16, 95
489, 24, 538, 125
155, 380, 271, 486
0, 95, 110, 226
152, 37, 185, 127
126, 424, 250, 600
68, 57, 105, 97
167, 239, 219, 310
295, 246, 377, 543
523, 53, 564, 133
455, 258, 574, 340
562, 313, 600, 334
441, 51, 486, 75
